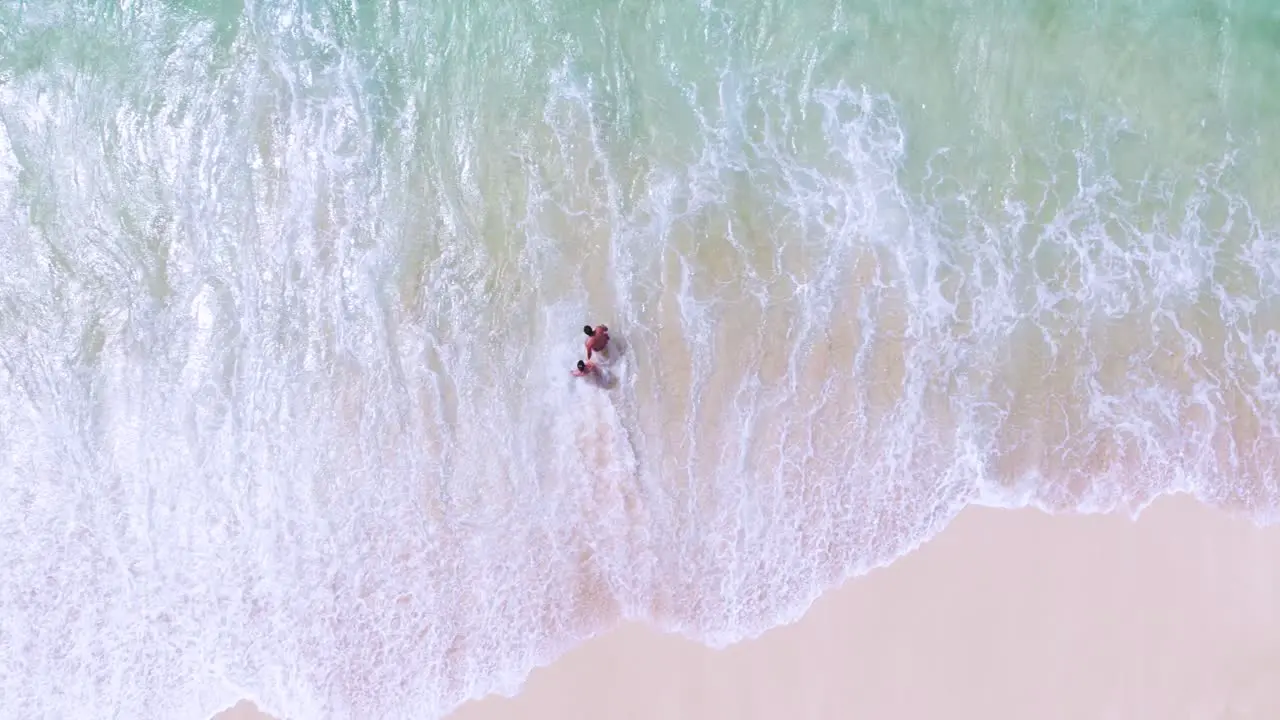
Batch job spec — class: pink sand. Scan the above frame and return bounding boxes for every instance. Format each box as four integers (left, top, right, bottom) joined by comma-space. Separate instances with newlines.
213, 496, 1280, 720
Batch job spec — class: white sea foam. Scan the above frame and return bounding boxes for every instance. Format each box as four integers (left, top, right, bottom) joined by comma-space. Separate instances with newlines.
2, 2, 1280, 719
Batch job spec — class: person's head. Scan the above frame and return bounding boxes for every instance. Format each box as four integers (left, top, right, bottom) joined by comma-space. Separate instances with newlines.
577, 360, 587, 371
583, 325, 595, 336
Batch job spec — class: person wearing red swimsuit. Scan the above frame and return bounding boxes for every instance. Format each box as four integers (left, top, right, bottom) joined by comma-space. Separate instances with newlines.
583, 324, 609, 359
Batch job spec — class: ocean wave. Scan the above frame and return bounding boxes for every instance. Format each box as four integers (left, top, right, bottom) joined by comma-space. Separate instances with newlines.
1, 1, 1278, 719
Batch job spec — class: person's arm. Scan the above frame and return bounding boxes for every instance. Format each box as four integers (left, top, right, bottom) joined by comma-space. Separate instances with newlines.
584, 340, 593, 360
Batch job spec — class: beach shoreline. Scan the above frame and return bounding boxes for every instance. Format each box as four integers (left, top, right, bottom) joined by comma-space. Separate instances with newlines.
211, 495, 1280, 720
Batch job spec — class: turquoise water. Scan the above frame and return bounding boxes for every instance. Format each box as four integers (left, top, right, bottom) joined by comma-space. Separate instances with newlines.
2, 1, 1279, 718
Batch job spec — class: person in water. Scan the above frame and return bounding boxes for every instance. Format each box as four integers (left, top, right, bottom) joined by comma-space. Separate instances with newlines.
571, 359, 598, 377
583, 324, 609, 359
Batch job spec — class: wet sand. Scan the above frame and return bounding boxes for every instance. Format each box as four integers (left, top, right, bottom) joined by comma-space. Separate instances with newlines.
212, 495, 1280, 720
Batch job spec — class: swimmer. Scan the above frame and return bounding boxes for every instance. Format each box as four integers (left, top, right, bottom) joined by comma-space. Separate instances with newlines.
571, 359, 598, 377
583, 324, 610, 359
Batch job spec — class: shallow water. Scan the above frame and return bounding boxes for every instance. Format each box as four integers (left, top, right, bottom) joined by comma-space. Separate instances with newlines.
1, 1, 1279, 718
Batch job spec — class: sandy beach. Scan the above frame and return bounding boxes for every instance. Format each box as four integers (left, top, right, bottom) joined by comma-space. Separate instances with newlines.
211, 495, 1280, 720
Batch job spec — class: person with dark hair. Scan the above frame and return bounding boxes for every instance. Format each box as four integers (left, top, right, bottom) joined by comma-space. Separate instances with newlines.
583, 324, 610, 359
571, 359, 598, 377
